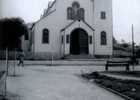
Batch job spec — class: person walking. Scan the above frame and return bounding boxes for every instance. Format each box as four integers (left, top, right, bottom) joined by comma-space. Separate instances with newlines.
17, 50, 25, 67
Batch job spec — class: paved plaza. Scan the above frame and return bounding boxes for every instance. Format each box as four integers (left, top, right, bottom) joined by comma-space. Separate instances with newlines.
5, 63, 125, 100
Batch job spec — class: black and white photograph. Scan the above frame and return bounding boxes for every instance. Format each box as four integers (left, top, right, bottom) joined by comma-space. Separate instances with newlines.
0, 0, 140, 100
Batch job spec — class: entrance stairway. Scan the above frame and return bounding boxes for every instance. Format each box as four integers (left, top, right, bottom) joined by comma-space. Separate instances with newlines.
63, 55, 95, 61
24, 59, 106, 66
24, 55, 106, 66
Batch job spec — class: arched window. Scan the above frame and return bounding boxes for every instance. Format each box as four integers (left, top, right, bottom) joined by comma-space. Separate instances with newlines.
101, 31, 107, 45
67, 1, 85, 21
67, 7, 74, 20
42, 28, 49, 44
77, 8, 85, 20
72, 1, 80, 9
72, 1, 80, 19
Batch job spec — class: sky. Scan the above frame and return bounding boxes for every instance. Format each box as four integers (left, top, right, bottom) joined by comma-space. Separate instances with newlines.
0, 0, 140, 44
113, 0, 140, 44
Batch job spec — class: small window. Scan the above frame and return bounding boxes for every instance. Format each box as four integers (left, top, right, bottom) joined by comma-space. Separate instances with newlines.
42, 28, 49, 44
61, 35, 64, 44
101, 31, 107, 45
89, 36, 92, 44
66, 35, 70, 43
101, 11, 106, 19
24, 33, 29, 40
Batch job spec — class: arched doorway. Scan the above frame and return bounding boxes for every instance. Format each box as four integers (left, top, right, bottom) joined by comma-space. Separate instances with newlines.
70, 28, 89, 55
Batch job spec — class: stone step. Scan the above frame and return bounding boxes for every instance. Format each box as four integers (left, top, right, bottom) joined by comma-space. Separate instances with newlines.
64, 55, 95, 60
23, 60, 106, 66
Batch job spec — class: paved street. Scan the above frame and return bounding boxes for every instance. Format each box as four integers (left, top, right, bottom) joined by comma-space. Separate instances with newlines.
6, 65, 124, 100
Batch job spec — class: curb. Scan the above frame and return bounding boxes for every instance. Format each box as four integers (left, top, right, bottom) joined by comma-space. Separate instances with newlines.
24, 63, 105, 66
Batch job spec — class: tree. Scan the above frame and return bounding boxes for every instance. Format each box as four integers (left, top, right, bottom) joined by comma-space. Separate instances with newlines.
120, 43, 129, 48
0, 17, 28, 49
113, 37, 118, 45
0, 17, 28, 99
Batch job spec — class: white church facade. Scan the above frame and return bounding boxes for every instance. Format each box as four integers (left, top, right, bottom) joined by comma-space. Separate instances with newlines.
31, 0, 113, 59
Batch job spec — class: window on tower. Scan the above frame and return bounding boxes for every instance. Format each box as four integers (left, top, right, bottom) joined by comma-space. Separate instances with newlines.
67, 7, 74, 20
67, 1, 85, 21
72, 1, 80, 9
101, 11, 106, 19
77, 8, 85, 21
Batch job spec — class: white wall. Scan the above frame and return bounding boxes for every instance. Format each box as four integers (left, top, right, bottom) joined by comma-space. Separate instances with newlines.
94, 0, 113, 55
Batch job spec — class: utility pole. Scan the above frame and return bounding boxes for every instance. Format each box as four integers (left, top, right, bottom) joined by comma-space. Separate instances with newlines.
132, 24, 135, 71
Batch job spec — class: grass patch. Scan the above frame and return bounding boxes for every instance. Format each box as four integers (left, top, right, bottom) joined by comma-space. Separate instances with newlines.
82, 72, 140, 100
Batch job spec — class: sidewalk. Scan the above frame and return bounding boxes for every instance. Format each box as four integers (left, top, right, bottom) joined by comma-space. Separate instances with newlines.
102, 72, 140, 81
6, 65, 124, 100
0, 60, 106, 66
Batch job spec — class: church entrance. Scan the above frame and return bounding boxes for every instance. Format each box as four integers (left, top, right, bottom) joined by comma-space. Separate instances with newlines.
70, 28, 89, 55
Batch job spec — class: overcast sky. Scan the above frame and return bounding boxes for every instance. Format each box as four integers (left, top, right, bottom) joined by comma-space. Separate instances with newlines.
0, 0, 140, 44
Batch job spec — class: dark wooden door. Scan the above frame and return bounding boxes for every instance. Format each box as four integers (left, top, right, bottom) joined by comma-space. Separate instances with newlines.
79, 30, 88, 54
70, 29, 88, 55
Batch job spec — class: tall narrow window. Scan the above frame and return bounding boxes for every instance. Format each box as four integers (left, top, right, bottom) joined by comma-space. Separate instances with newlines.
101, 11, 106, 19
24, 33, 29, 40
67, 7, 74, 20
66, 35, 70, 43
42, 28, 49, 44
72, 1, 80, 20
77, 8, 85, 21
89, 36, 92, 44
101, 31, 107, 45
61, 35, 64, 44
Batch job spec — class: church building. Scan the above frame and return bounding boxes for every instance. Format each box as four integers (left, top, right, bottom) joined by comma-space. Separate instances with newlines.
31, 0, 113, 59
